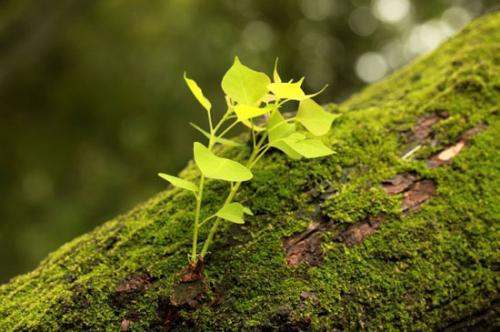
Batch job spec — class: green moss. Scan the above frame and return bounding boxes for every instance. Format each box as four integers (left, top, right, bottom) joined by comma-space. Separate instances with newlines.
1, 13, 499, 331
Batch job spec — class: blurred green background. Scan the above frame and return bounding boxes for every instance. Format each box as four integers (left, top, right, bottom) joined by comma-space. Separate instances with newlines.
0, 0, 497, 282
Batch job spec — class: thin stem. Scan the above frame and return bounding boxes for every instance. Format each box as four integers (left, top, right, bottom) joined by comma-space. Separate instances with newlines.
250, 145, 270, 168
191, 175, 205, 262
213, 112, 229, 134
208, 112, 214, 134
251, 122, 257, 148
200, 136, 266, 258
218, 120, 239, 139
200, 182, 241, 258
256, 131, 268, 150
191, 109, 220, 262
213, 101, 235, 134
199, 214, 216, 228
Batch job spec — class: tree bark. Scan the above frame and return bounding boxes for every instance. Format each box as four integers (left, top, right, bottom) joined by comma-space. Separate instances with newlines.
1, 13, 499, 331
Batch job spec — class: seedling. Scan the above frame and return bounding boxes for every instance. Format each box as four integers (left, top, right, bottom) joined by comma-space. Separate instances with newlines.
159, 57, 340, 264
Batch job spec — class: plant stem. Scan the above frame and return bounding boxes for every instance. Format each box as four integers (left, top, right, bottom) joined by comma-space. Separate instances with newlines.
200, 134, 267, 258
191, 175, 205, 262
213, 107, 234, 134
191, 115, 218, 263
218, 120, 239, 138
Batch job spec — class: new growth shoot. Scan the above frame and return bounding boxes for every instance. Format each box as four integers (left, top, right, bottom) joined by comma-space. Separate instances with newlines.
158, 57, 340, 264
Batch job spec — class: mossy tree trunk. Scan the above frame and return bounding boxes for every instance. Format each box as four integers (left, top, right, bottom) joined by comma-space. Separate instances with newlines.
1, 13, 499, 331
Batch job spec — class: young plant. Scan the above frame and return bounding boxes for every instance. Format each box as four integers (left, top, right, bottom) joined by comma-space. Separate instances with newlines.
159, 57, 340, 264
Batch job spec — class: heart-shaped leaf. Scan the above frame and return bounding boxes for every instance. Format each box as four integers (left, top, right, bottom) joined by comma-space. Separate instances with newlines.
268, 78, 306, 101
267, 110, 296, 143
269, 132, 304, 160
270, 140, 303, 160
193, 142, 253, 182
234, 104, 272, 121
222, 57, 271, 105
285, 137, 334, 158
268, 79, 327, 101
216, 202, 253, 224
270, 132, 334, 159
184, 73, 211, 112
296, 99, 340, 136
158, 173, 198, 192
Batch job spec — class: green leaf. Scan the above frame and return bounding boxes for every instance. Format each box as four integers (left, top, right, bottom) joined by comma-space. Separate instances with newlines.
158, 173, 198, 192
267, 110, 296, 143
273, 58, 281, 83
216, 202, 253, 224
268, 78, 306, 101
270, 140, 303, 160
184, 73, 211, 112
234, 104, 271, 121
190, 123, 242, 147
269, 132, 304, 160
221, 57, 271, 105
270, 132, 333, 159
296, 99, 340, 136
285, 137, 334, 158
193, 142, 253, 182
268, 79, 328, 101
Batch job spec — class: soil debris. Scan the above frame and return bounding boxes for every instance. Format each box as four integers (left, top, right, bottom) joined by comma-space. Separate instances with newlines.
283, 222, 325, 267
300, 291, 317, 301
461, 123, 487, 140
412, 114, 442, 141
402, 179, 436, 212
115, 273, 152, 295
413, 113, 448, 141
156, 298, 181, 331
336, 215, 384, 246
120, 319, 131, 331
428, 123, 486, 168
156, 261, 207, 330
170, 260, 207, 308
382, 173, 418, 195
112, 273, 153, 309
383, 174, 436, 212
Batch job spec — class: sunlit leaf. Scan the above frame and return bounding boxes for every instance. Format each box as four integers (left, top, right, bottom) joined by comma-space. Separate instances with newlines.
193, 142, 253, 181
158, 173, 198, 192
268, 78, 306, 101
270, 132, 333, 159
234, 104, 271, 121
296, 99, 340, 136
270, 140, 302, 160
273, 58, 281, 83
184, 73, 211, 112
216, 202, 253, 224
285, 137, 334, 158
267, 110, 296, 143
269, 132, 304, 160
221, 57, 271, 105
190, 123, 242, 147
268, 79, 328, 101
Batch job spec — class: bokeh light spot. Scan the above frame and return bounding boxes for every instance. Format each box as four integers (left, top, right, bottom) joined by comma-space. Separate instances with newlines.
349, 7, 378, 36
373, 0, 410, 23
355, 52, 388, 83
442, 6, 472, 30
241, 21, 274, 52
300, 0, 334, 21
406, 20, 454, 55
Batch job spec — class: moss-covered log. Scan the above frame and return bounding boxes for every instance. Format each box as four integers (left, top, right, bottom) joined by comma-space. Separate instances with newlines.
1, 13, 499, 331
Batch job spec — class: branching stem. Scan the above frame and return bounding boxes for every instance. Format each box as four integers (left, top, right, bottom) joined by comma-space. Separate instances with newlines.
200, 131, 268, 259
